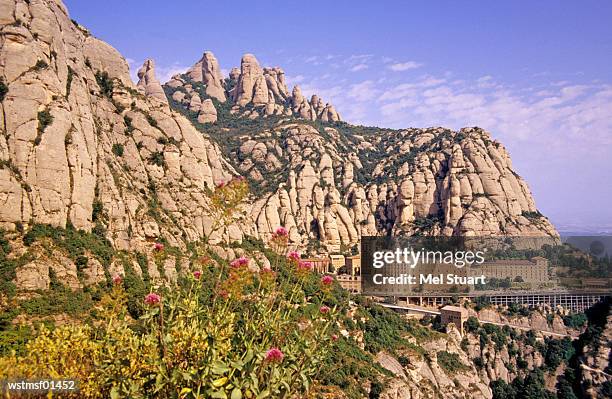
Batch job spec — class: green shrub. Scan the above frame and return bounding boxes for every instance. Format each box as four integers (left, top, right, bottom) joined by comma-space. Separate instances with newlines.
148, 151, 165, 167
123, 115, 134, 135
563, 313, 587, 328
436, 351, 470, 374
94, 71, 113, 97
36, 108, 53, 136
0, 78, 8, 102
144, 112, 158, 127
34, 60, 48, 71
111, 143, 124, 157
65, 66, 74, 98
23, 223, 114, 266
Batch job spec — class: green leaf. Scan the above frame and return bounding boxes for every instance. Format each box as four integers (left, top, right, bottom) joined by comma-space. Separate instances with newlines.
231, 388, 243, 399
110, 386, 120, 399
256, 390, 269, 399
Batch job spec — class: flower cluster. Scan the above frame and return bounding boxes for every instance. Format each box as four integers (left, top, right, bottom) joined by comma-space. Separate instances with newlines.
144, 293, 161, 306
153, 242, 164, 251
287, 251, 300, 262
230, 256, 249, 268
321, 275, 334, 286
193, 270, 202, 280
112, 275, 122, 285
265, 347, 284, 363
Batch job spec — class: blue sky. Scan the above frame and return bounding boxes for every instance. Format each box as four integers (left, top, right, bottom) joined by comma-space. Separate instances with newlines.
65, 0, 612, 232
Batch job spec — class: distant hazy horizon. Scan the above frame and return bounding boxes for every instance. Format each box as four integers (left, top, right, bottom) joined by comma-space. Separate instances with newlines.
64, 0, 612, 232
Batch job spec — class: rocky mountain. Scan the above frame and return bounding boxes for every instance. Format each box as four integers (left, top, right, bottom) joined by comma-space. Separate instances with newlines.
163, 61, 557, 252
0, 0, 556, 259
168, 51, 341, 122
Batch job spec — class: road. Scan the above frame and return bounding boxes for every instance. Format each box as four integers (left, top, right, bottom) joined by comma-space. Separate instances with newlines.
378, 302, 577, 339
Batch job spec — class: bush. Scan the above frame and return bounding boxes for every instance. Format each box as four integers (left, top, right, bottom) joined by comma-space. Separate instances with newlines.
23, 223, 114, 266
111, 143, 124, 157
36, 108, 53, 136
436, 351, 470, 374
65, 66, 74, 98
94, 71, 113, 97
0, 250, 339, 398
148, 151, 165, 167
0, 78, 8, 102
563, 313, 587, 329
34, 60, 48, 71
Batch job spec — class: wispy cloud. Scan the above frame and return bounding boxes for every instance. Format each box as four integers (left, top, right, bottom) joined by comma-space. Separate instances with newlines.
388, 61, 422, 71
350, 63, 369, 72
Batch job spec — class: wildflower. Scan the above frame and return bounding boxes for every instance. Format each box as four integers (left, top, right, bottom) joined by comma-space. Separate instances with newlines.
193, 270, 202, 280
321, 275, 334, 285
332, 334, 339, 342
216, 181, 225, 188
153, 242, 164, 251
112, 275, 122, 285
265, 347, 284, 363
230, 256, 249, 268
297, 260, 312, 271
319, 305, 330, 314
287, 251, 300, 262
275, 226, 288, 236
144, 293, 161, 305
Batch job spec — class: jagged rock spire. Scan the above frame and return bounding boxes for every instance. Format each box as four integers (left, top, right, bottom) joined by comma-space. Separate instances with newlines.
136, 59, 168, 104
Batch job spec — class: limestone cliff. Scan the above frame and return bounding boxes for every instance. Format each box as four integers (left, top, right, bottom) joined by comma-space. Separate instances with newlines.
0, 0, 556, 259
0, 0, 238, 256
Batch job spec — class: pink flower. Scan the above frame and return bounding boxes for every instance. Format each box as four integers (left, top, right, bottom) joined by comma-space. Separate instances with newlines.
321, 275, 334, 285
216, 181, 226, 188
287, 251, 300, 262
275, 226, 288, 236
112, 275, 122, 285
153, 242, 164, 251
264, 347, 284, 363
297, 260, 313, 271
230, 256, 249, 268
144, 293, 161, 306
332, 334, 339, 342
193, 270, 202, 280
320, 305, 330, 314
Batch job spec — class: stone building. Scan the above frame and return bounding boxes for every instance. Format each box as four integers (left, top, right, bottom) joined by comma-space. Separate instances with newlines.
474, 257, 549, 284
345, 254, 361, 276
440, 305, 469, 335
329, 254, 345, 273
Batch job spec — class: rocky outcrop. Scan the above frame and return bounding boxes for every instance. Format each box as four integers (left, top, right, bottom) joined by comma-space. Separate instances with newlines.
187, 51, 226, 102
168, 52, 341, 122
136, 59, 168, 104
232, 123, 557, 251
579, 311, 612, 398
0, 0, 238, 254
198, 99, 217, 124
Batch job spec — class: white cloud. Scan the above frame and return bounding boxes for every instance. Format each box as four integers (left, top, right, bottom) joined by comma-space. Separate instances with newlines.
347, 81, 379, 102
350, 63, 368, 72
388, 61, 422, 71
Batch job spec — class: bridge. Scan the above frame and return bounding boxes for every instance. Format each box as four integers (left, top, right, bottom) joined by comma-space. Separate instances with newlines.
376, 290, 610, 313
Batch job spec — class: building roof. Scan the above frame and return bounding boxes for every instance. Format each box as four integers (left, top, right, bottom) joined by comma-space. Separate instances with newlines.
441, 305, 468, 315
